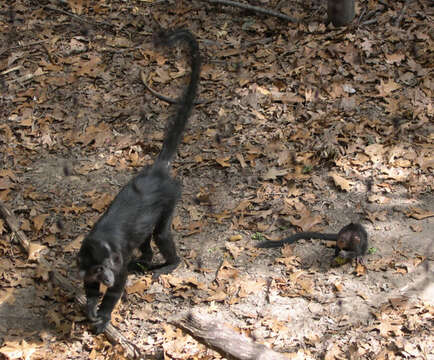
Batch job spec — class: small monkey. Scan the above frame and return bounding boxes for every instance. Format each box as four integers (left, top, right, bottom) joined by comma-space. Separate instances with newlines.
256, 223, 368, 263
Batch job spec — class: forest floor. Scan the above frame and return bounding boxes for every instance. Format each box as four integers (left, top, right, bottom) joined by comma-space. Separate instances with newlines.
0, 0, 433, 359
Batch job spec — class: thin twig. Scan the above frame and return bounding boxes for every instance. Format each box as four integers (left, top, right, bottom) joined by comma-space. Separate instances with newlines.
44, 4, 96, 25
360, 19, 377, 26
141, 71, 179, 104
202, 0, 297, 23
394, 0, 412, 27
140, 71, 209, 105
0, 200, 143, 360
357, 6, 367, 25
0, 40, 48, 57
44, 4, 113, 28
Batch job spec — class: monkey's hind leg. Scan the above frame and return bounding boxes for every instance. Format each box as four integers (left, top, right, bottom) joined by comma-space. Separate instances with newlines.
149, 204, 180, 279
128, 235, 153, 273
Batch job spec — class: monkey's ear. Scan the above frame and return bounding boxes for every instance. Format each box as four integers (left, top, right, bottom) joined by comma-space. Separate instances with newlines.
112, 252, 123, 267
353, 235, 360, 244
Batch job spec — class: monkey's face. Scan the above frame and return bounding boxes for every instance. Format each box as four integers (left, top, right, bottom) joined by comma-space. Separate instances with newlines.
77, 240, 123, 287
337, 230, 360, 251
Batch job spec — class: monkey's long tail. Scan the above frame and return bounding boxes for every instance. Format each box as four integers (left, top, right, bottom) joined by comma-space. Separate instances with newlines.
155, 29, 201, 166
256, 232, 338, 248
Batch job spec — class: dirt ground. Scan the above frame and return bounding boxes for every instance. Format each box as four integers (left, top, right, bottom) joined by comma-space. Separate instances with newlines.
0, 1, 433, 359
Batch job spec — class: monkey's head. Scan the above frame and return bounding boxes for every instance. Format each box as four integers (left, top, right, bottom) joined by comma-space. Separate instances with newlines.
336, 231, 359, 250
336, 223, 365, 251
77, 240, 123, 287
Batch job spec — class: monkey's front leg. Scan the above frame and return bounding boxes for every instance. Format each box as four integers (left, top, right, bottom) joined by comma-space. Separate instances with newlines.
338, 250, 365, 265
93, 270, 127, 334
84, 280, 100, 321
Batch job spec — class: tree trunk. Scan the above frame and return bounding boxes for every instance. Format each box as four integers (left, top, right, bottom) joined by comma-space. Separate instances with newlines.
327, 0, 355, 27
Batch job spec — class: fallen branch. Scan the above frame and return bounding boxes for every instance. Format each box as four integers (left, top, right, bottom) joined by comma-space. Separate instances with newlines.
173, 310, 289, 360
0, 200, 142, 360
201, 0, 297, 23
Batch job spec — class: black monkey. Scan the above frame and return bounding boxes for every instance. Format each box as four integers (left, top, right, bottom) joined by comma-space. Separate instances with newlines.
256, 223, 368, 264
77, 29, 201, 334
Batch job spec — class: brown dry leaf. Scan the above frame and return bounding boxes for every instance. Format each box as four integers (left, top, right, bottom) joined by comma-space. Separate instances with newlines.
216, 260, 239, 281
324, 343, 343, 360
410, 224, 422, 232
287, 207, 322, 232
207, 287, 228, 302
172, 215, 182, 230
75, 55, 104, 78
263, 167, 289, 180
385, 53, 405, 64
377, 318, 403, 337
211, 211, 232, 224
62, 204, 88, 215
281, 244, 293, 258
215, 156, 231, 167
194, 154, 203, 163
76, 123, 112, 147
32, 213, 49, 231
28, 242, 46, 261
68, 0, 85, 14
275, 256, 298, 271
126, 277, 152, 295
296, 276, 314, 294
20, 218, 31, 231
106, 155, 118, 167
186, 205, 202, 221
19, 108, 33, 127
389, 297, 408, 309
183, 277, 207, 291
106, 36, 133, 48
42, 234, 56, 246
65, 234, 84, 252
0, 287, 15, 305
0, 340, 37, 360
229, 234, 242, 242
234, 199, 251, 213
236, 153, 247, 168
34, 264, 50, 281
376, 79, 401, 96
329, 172, 352, 192
333, 282, 343, 292
364, 144, 385, 163
92, 193, 115, 212
225, 241, 242, 260
367, 194, 390, 204
239, 278, 266, 298
0, 177, 14, 190
406, 207, 434, 220
185, 220, 203, 236
355, 262, 367, 276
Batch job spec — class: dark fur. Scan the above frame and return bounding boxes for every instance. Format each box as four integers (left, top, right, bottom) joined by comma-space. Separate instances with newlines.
256, 223, 368, 262
77, 29, 201, 333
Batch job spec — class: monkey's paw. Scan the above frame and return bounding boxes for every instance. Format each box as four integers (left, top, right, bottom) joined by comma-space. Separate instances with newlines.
90, 314, 110, 334
86, 298, 98, 321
